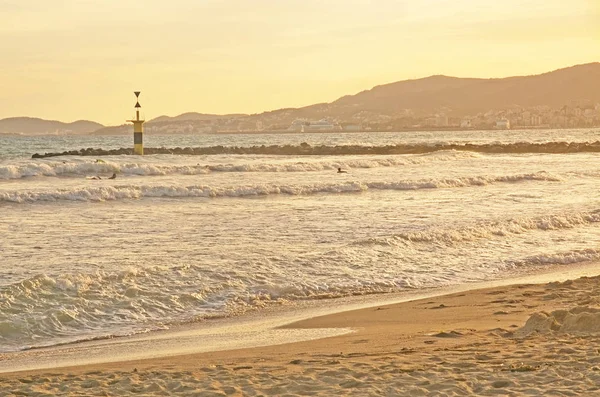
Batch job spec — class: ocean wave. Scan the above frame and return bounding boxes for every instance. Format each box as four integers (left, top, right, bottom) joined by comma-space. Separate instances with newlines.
0, 262, 423, 352
0, 171, 560, 203
0, 161, 122, 180
4, 242, 595, 352
0, 266, 242, 352
2, 230, 596, 352
353, 210, 600, 246
506, 249, 600, 268
30, 140, 600, 159
0, 151, 477, 180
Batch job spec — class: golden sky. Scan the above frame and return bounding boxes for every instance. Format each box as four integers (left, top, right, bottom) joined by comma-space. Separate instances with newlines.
1, 0, 598, 125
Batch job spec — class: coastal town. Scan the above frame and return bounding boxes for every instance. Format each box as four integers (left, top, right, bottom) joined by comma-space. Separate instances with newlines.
2, 102, 600, 137
137, 102, 600, 135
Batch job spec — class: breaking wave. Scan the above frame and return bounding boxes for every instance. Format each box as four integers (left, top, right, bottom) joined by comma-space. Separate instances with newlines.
0, 266, 282, 352
2, 206, 599, 352
506, 249, 600, 268
0, 171, 561, 203
353, 210, 600, 246
0, 151, 477, 180
0, 258, 451, 352
2, 232, 599, 352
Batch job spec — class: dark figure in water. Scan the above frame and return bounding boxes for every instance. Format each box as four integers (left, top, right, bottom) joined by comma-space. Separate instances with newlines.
337, 167, 348, 173
108, 173, 117, 180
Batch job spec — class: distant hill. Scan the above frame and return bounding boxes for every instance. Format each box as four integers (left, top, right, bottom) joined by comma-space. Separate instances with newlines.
6, 62, 599, 136
93, 113, 248, 135
149, 112, 247, 123
325, 62, 600, 117
0, 117, 103, 135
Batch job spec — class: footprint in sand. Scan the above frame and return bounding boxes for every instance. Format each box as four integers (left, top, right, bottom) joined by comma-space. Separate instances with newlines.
490, 299, 507, 303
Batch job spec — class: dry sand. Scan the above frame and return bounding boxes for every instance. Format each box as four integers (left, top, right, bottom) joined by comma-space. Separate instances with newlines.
4, 275, 600, 396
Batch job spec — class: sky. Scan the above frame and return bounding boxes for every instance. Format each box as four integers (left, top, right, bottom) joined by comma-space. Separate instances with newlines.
1, 0, 598, 125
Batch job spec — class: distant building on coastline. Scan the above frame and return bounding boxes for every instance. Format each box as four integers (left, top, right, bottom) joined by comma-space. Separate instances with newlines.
460, 119, 472, 128
342, 123, 362, 132
531, 114, 543, 126
288, 119, 341, 132
495, 119, 511, 129
288, 119, 307, 131
435, 114, 449, 127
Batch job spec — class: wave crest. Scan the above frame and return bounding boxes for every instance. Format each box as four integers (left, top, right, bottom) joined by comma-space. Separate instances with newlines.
0, 171, 559, 203
1, 151, 475, 180
353, 210, 600, 246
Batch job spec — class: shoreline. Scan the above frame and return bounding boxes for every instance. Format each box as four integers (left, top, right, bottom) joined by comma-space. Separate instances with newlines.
3, 268, 600, 395
1, 262, 600, 376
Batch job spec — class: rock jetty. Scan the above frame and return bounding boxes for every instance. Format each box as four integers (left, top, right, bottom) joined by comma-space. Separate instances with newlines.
31, 141, 600, 159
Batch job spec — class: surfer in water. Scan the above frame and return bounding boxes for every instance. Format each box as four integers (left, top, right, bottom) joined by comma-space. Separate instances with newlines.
88, 172, 116, 180
337, 167, 348, 174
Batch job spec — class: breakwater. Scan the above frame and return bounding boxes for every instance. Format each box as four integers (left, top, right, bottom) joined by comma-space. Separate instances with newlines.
31, 141, 600, 158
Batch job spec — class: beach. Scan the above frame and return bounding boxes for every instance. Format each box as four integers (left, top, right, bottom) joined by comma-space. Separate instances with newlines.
2, 0, 598, 392
2, 271, 600, 395
3, 129, 600, 395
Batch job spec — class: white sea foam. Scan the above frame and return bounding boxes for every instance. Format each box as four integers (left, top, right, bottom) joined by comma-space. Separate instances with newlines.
0, 151, 478, 179
4, 242, 596, 351
2, 131, 600, 355
0, 171, 561, 203
506, 249, 600, 268
0, 261, 422, 352
352, 211, 600, 248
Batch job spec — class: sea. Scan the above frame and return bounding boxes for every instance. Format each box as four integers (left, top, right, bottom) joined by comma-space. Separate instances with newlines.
2, 128, 600, 353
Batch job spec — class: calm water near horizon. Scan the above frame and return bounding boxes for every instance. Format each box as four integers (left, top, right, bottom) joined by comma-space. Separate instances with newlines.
1, 128, 600, 352
2, 128, 600, 159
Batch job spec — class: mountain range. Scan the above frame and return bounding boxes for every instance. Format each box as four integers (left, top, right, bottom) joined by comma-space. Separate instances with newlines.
149, 112, 247, 123
330, 62, 600, 117
0, 117, 103, 135
2, 62, 599, 135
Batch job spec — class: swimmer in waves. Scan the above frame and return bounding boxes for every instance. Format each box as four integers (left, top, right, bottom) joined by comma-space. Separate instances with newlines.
337, 167, 348, 174
87, 172, 117, 180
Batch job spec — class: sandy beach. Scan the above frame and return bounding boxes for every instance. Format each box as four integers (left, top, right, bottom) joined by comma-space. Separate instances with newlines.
3, 273, 600, 396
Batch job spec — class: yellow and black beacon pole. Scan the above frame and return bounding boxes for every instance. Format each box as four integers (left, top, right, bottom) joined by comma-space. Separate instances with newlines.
128, 91, 145, 155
